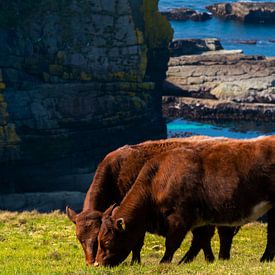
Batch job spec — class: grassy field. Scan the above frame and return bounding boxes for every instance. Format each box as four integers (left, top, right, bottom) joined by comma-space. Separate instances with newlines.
0, 211, 274, 274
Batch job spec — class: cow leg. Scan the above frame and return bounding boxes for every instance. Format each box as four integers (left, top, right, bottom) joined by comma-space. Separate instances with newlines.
179, 225, 215, 264
218, 226, 240, 260
201, 225, 215, 262
261, 208, 275, 262
131, 234, 145, 265
160, 229, 188, 264
160, 214, 189, 264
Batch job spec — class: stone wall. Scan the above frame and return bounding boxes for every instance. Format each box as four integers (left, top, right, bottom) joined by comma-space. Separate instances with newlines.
0, 0, 173, 195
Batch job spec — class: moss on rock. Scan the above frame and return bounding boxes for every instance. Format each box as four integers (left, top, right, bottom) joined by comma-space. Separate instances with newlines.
142, 0, 173, 49
0, 83, 6, 90
0, 0, 170, 190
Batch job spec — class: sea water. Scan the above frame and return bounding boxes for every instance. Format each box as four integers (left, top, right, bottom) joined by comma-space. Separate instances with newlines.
167, 119, 275, 138
159, 0, 275, 57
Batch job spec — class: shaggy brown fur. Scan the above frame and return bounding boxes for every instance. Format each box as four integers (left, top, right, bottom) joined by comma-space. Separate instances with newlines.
95, 136, 275, 266
67, 136, 238, 265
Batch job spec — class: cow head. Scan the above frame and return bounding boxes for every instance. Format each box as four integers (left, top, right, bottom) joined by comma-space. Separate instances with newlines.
66, 206, 102, 265
95, 204, 132, 266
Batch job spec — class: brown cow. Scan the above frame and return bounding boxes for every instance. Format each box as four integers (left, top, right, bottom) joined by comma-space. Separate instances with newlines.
67, 136, 238, 265
95, 136, 275, 266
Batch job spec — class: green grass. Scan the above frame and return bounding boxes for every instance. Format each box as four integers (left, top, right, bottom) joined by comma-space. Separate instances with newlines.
0, 211, 274, 274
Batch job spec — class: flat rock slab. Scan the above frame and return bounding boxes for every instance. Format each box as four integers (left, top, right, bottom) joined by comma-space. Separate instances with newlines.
166, 53, 275, 103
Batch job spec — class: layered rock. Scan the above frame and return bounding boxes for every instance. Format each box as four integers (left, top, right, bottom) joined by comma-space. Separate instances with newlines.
163, 52, 275, 121
0, 0, 173, 198
207, 2, 275, 24
161, 8, 212, 21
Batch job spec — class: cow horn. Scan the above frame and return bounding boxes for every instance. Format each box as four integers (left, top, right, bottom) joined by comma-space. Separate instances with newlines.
104, 203, 118, 216
66, 206, 77, 224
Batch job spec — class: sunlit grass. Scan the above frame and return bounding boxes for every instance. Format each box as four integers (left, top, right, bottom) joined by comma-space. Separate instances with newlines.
0, 211, 274, 274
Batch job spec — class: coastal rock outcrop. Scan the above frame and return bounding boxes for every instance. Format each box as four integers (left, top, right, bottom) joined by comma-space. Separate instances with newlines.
163, 52, 275, 121
161, 8, 212, 21
207, 2, 275, 24
163, 97, 275, 121
169, 38, 223, 57
0, 0, 173, 201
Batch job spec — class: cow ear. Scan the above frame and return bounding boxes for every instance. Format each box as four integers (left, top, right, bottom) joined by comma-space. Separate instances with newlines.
104, 203, 118, 216
115, 218, 126, 232
66, 206, 77, 224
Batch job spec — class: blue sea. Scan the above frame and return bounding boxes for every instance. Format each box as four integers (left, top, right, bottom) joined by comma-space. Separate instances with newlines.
167, 119, 275, 139
159, 0, 275, 56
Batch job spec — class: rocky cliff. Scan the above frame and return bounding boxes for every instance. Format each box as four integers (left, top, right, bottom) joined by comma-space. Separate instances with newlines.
0, 0, 173, 198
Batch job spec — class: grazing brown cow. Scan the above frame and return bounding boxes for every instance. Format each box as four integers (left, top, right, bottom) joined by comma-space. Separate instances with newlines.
67, 136, 238, 265
95, 136, 275, 266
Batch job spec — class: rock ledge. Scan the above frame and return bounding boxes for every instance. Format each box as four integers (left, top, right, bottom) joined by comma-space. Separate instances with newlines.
163, 51, 275, 121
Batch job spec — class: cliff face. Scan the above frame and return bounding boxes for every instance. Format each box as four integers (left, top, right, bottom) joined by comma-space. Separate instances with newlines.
0, 0, 173, 193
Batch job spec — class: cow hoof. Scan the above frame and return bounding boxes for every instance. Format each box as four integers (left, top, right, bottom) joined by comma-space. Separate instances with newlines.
260, 254, 274, 262
160, 258, 172, 264
205, 256, 215, 263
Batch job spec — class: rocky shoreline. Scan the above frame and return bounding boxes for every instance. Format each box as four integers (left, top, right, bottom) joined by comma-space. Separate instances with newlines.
163, 97, 275, 121
207, 2, 275, 24
161, 2, 275, 25
163, 47, 275, 121
161, 2, 275, 122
